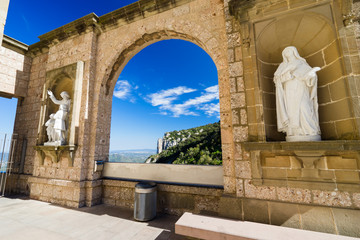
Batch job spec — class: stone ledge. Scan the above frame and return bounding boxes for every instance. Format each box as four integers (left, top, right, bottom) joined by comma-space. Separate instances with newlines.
102, 179, 224, 196
38, 13, 99, 44
2, 35, 28, 54
99, 0, 193, 28
243, 140, 360, 152
33, 145, 77, 166
175, 212, 359, 240
28, 176, 84, 188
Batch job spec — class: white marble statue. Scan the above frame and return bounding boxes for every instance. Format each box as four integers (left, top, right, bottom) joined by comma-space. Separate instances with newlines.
45, 113, 55, 142
44, 91, 71, 146
274, 46, 321, 142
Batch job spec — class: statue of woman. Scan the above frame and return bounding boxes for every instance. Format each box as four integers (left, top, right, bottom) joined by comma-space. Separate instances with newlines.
274, 46, 321, 141
47, 90, 71, 145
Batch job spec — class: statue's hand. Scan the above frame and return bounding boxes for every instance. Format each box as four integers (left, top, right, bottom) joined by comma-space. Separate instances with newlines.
308, 67, 321, 77
313, 67, 321, 72
47, 90, 53, 97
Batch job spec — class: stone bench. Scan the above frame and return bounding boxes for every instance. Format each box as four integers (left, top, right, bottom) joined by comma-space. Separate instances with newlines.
175, 212, 358, 240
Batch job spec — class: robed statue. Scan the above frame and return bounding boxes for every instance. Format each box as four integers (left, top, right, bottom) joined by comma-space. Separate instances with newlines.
44, 91, 71, 146
274, 46, 321, 142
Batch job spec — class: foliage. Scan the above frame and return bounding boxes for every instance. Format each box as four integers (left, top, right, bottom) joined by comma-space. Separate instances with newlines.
148, 121, 222, 165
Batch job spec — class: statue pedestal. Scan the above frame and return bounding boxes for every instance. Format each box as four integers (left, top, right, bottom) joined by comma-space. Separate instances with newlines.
44, 141, 64, 146
286, 135, 321, 142
243, 140, 360, 183
33, 145, 77, 166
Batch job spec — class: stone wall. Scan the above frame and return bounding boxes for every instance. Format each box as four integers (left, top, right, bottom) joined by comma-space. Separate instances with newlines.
94, 0, 231, 165
9, 0, 230, 208
4, 0, 360, 237
0, 36, 30, 98
220, 197, 360, 237
11, 19, 102, 207
0, 0, 9, 44
220, 0, 360, 236
228, 0, 360, 142
223, 0, 360, 203
12, 51, 47, 177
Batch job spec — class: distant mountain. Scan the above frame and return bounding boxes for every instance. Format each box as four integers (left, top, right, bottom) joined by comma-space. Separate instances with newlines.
146, 122, 222, 165
109, 149, 156, 163
110, 149, 156, 153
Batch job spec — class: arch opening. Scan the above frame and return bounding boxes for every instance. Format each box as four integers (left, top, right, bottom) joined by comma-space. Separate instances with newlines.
108, 39, 222, 166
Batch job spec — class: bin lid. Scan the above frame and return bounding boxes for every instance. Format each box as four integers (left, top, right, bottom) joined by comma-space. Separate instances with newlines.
135, 181, 157, 189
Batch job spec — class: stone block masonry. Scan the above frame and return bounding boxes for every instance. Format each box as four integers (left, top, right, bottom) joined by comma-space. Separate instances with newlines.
0, 35, 31, 98
2, 0, 360, 237
0, 0, 9, 44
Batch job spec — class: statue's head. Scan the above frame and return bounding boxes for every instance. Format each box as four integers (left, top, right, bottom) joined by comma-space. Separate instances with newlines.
281, 46, 307, 64
60, 91, 70, 99
282, 46, 297, 62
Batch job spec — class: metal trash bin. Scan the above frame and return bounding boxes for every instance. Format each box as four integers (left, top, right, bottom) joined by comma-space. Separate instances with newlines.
134, 182, 157, 221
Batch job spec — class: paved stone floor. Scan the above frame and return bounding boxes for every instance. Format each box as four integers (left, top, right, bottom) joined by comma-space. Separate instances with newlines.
0, 196, 187, 240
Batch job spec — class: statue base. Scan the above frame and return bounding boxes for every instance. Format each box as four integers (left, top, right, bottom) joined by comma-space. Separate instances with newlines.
34, 145, 77, 166
44, 141, 65, 146
286, 135, 321, 142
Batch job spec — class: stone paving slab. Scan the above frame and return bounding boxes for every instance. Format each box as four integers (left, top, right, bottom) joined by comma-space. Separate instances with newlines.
0, 197, 187, 240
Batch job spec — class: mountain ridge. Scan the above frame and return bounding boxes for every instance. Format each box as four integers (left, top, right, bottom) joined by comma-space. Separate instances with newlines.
147, 121, 222, 165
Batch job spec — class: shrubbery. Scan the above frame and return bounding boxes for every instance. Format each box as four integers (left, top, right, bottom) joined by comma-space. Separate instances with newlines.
148, 121, 222, 165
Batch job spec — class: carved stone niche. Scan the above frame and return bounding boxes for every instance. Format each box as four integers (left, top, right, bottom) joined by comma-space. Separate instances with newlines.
232, 1, 356, 141
35, 61, 84, 166
244, 141, 360, 184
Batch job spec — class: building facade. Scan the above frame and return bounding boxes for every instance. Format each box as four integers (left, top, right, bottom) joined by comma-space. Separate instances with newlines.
1, 0, 360, 237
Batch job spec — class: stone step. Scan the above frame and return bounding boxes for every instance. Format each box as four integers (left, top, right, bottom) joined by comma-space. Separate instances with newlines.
175, 212, 359, 240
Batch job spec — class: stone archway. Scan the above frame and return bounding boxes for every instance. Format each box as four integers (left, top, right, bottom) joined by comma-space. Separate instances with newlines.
81, 0, 235, 200
104, 30, 208, 95
91, 27, 232, 185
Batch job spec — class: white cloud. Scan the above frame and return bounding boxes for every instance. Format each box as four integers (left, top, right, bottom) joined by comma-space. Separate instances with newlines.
147, 85, 220, 118
147, 86, 196, 107
114, 80, 135, 102
205, 85, 219, 93
181, 85, 219, 107
160, 104, 199, 117
197, 103, 220, 117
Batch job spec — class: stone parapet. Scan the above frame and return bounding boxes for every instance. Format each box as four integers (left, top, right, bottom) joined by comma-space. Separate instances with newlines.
102, 179, 223, 216
103, 178, 360, 237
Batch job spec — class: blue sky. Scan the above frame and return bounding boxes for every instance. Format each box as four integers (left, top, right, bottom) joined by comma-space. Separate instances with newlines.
2, 0, 220, 150
111, 40, 219, 150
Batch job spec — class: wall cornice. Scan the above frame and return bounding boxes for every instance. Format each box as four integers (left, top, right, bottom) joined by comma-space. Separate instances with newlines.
2, 34, 28, 55
28, 0, 195, 53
